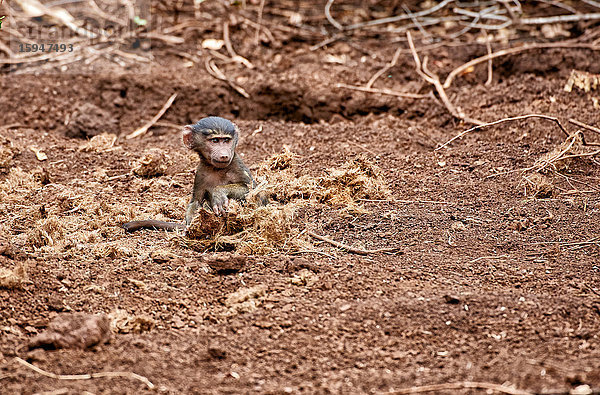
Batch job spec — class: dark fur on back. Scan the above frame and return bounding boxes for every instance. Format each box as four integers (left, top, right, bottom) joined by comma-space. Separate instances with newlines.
192, 117, 237, 136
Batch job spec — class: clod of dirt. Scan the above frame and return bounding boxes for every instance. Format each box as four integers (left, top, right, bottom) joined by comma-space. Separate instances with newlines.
290, 268, 319, 287
224, 285, 267, 316
203, 252, 247, 274
32, 167, 52, 185
444, 295, 461, 304
109, 309, 155, 334
149, 249, 176, 263
65, 103, 118, 138
27, 313, 111, 350
131, 148, 171, 177
207, 342, 227, 360
78, 133, 118, 152
0, 135, 20, 172
0, 264, 28, 289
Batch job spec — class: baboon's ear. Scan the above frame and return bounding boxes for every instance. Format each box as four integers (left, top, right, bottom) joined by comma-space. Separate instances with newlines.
182, 125, 195, 149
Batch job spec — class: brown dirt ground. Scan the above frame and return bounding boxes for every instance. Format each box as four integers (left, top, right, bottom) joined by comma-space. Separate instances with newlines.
1, 1, 600, 394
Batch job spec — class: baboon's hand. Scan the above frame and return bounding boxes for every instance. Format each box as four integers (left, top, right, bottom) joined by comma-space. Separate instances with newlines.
210, 189, 229, 216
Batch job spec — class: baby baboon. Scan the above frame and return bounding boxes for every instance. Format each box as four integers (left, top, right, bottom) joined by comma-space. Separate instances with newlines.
123, 117, 255, 232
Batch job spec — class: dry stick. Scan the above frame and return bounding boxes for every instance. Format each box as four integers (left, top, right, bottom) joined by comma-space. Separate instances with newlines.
336, 83, 427, 99
255, 0, 266, 46
387, 381, 533, 395
406, 31, 484, 125
204, 57, 250, 98
308, 231, 399, 255
444, 42, 600, 89
365, 46, 402, 88
569, 118, 600, 135
14, 357, 154, 390
223, 22, 254, 69
483, 30, 493, 86
309, 34, 343, 51
126, 93, 178, 139
436, 114, 570, 150
345, 0, 454, 31
325, 0, 343, 30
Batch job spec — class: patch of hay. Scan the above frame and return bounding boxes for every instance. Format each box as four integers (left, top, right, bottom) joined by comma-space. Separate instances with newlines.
0, 264, 28, 289
131, 149, 171, 177
26, 216, 65, 248
184, 152, 391, 254
78, 133, 118, 152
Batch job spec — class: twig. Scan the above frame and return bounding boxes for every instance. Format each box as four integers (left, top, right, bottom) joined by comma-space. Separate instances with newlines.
14, 357, 154, 390
336, 83, 427, 99
204, 58, 250, 98
308, 231, 400, 255
444, 42, 600, 89
483, 30, 493, 86
406, 31, 484, 125
325, 0, 343, 30
366, 47, 402, 88
521, 12, 600, 25
569, 119, 600, 135
309, 34, 343, 51
126, 93, 178, 139
345, 0, 454, 31
436, 114, 570, 150
386, 381, 533, 395
223, 22, 254, 69
255, 0, 266, 45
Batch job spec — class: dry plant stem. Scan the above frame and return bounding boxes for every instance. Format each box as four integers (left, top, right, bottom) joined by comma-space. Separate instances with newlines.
308, 231, 399, 255
223, 22, 254, 69
484, 30, 493, 86
444, 42, 600, 89
569, 119, 600, 135
309, 34, 342, 51
366, 47, 402, 88
345, 0, 453, 31
521, 12, 600, 25
14, 357, 154, 390
325, 0, 343, 30
255, 0, 266, 45
204, 58, 250, 98
336, 83, 427, 99
436, 114, 570, 150
126, 93, 178, 139
387, 381, 533, 395
406, 31, 484, 125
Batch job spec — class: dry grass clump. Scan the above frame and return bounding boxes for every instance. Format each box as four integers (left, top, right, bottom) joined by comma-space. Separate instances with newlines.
522, 132, 599, 198
184, 152, 391, 254
131, 148, 171, 177
78, 133, 117, 152
0, 264, 28, 289
0, 135, 20, 172
26, 216, 65, 248
533, 132, 587, 174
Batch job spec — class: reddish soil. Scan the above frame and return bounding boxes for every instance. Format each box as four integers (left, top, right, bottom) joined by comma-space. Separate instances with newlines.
1, 1, 600, 394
